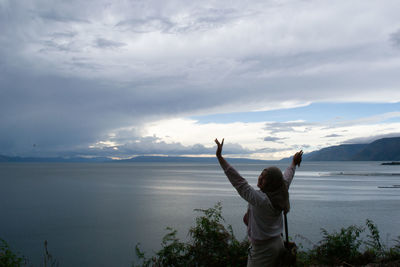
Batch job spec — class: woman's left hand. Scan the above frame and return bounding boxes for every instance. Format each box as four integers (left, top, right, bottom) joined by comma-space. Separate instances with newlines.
215, 138, 224, 158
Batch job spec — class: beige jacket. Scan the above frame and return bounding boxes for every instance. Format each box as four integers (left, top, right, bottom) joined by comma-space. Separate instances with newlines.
223, 163, 296, 242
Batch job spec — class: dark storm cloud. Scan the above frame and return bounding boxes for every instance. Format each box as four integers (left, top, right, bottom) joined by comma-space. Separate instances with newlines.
2, 0, 400, 157
115, 7, 250, 34
40, 40, 77, 52
38, 11, 90, 23
254, 147, 292, 153
325, 134, 342, 138
116, 17, 175, 33
0, 66, 232, 156
263, 137, 287, 143
0, 73, 131, 156
390, 29, 400, 48
68, 57, 103, 71
95, 38, 126, 48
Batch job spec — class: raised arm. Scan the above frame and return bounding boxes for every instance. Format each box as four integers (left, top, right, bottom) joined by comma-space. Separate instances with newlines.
283, 150, 303, 187
215, 138, 266, 206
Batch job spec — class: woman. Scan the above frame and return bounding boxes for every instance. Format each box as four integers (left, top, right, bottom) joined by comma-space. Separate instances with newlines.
215, 138, 302, 267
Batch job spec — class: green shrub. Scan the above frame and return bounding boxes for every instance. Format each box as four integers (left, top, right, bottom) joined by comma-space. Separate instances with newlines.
133, 202, 249, 267
0, 239, 26, 267
134, 205, 400, 267
0, 239, 60, 267
315, 224, 364, 265
296, 219, 400, 266
4, 204, 399, 266
379, 236, 400, 264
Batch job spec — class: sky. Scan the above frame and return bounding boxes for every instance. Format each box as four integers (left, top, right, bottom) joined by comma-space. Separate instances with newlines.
1, 0, 400, 160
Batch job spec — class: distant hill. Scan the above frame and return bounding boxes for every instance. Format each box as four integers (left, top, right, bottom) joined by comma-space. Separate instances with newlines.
0, 155, 271, 163
303, 144, 368, 161
2, 137, 399, 162
303, 137, 400, 161
0, 156, 113, 163
117, 156, 272, 163
351, 137, 400, 161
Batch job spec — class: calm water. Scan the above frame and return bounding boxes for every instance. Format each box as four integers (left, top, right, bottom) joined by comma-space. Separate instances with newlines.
1, 162, 400, 266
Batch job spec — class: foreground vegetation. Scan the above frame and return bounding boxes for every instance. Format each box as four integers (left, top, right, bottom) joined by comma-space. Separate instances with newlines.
0, 239, 58, 267
2, 203, 400, 266
133, 203, 400, 267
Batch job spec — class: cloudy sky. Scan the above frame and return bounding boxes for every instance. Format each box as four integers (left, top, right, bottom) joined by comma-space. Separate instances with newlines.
1, 0, 400, 160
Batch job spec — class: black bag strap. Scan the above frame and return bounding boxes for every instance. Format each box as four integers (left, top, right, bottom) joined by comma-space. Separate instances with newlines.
284, 212, 289, 244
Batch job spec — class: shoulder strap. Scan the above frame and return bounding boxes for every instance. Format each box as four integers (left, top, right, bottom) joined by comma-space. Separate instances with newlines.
284, 212, 289, 244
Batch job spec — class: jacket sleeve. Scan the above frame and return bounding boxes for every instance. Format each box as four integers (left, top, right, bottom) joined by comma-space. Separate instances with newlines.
283, 163, 296, 188
223, 164, 268, 207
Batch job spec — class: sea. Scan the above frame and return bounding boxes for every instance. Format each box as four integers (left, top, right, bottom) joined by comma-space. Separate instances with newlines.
1, 161, 399, 267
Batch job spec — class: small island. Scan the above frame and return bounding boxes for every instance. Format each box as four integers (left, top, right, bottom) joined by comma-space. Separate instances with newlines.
381, 162, 400, 165
378, 185, 400, 188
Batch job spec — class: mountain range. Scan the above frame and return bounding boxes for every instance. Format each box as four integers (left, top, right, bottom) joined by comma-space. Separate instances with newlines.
1, 137, 399, 162
0, 155, 271, 163
302, 137, 400, 161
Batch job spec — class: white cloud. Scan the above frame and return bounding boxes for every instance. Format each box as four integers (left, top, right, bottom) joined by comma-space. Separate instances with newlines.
142, 118, 266, 151
1, 0, 400, 157
121, 114, 400, 159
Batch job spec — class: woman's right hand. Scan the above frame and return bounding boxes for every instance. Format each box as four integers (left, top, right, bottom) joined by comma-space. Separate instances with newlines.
292, 150, 303, 167
215, 138, 224, 158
